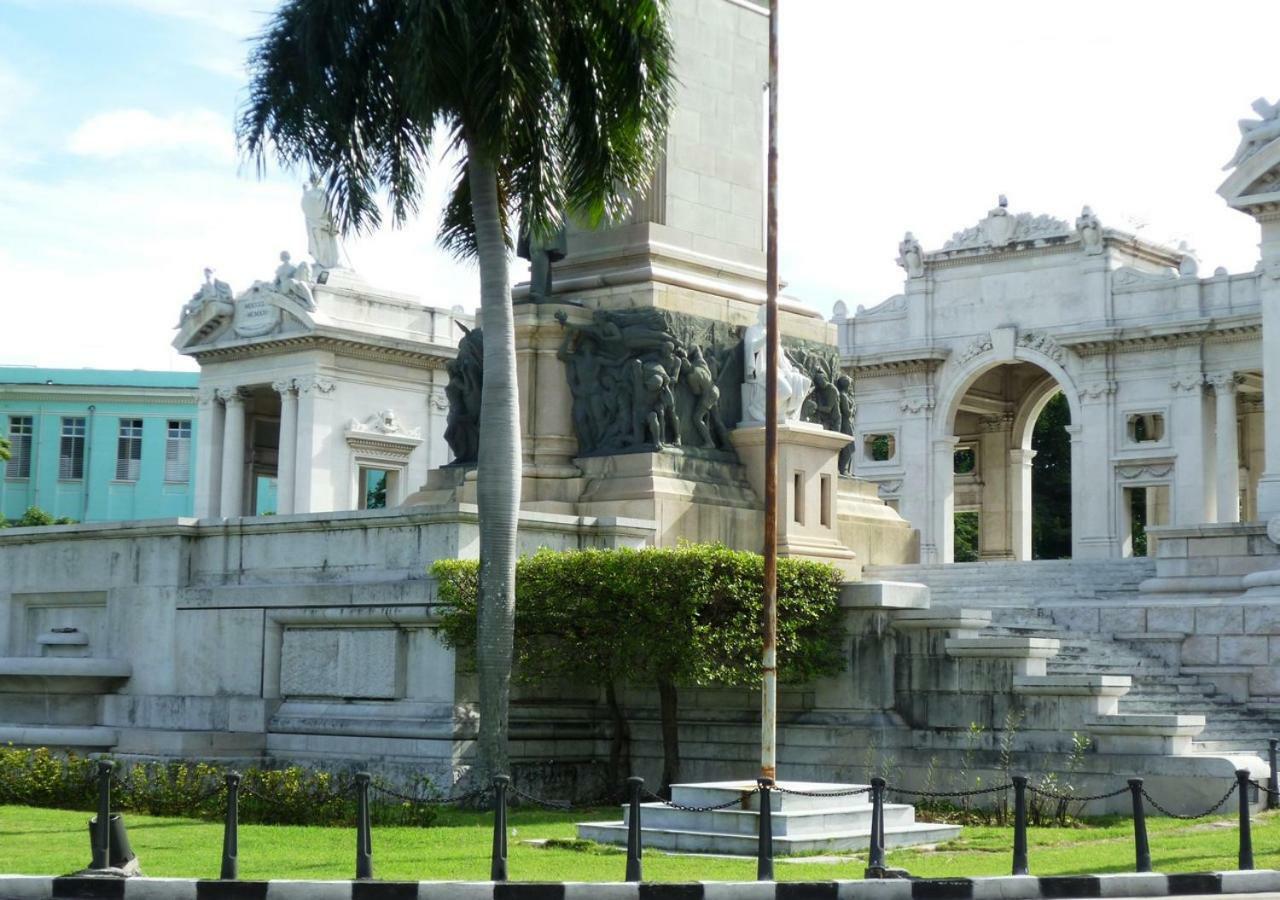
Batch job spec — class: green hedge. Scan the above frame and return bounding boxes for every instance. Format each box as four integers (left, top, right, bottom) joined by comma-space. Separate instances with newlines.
0, 746, 438, 827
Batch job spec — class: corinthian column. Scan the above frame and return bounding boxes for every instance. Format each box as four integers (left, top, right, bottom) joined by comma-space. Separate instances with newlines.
273, 380, 298, 515
1210, 373, 1241, 524
194, 387, 224, 518
218, 388, 247, 518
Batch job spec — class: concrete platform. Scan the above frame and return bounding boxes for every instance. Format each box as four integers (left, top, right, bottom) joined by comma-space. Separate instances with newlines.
574, 779, 960, 856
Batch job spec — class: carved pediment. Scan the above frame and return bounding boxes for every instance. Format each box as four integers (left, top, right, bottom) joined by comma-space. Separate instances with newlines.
942, 206, 1071, 252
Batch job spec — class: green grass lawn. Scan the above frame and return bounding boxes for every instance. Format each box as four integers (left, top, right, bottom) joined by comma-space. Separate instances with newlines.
2, 804, 1277, 882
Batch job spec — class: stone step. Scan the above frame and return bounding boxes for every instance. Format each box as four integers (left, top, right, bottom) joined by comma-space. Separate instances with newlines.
575, 820, 961, 856
668, 780, 874, 813
624, 800, 917, 837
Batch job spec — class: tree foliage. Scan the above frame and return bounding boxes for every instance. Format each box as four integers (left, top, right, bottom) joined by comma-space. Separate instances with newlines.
1031, 392, 1072, 559
0, 506, 77, 529
434, 546, 846, 792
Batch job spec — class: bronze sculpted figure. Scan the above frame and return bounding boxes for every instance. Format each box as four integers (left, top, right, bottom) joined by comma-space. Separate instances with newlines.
836, 374, 856, 476
517, 217, 568, 303
444, 323, 483, 464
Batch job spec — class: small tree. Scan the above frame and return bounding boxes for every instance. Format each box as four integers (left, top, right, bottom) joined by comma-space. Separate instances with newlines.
436, 545, 846, 793
0, 507, 77, 529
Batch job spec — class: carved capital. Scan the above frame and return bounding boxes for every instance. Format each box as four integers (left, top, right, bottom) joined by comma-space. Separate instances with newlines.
197, 387, 219, 406
1078, 381, 1117, 402
428, 385, 449, 411
978, 413, 1016, 433
899, 396, 935, 415
272, 378, 297, 396
297, 376, 336, 396
215, 387, 246, 405
1169, 373, 1205, 393
1206, 372, 1240, 393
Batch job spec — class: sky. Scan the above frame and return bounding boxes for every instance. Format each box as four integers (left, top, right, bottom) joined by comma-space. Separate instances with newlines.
0, 0, 1276, 372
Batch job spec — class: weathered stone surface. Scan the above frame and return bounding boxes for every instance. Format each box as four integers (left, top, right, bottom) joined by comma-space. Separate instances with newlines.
280, 627, 402, 699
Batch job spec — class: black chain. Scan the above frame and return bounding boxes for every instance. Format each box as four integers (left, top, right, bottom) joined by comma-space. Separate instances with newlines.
509, 784, 573, 811
772, 784, 872, 798
1249, 779, 1280, 801
642, 787, 760, 812
1141, 781, 1237, 820
371, 782, 491, 807
889, 782, 1013, 799
1028, 784, 1130, 803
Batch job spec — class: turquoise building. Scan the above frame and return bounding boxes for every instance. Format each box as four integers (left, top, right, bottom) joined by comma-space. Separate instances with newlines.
0, 368, 200, 523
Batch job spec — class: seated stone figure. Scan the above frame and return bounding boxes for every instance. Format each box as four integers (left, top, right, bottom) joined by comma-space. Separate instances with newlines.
741, 303, 810, 424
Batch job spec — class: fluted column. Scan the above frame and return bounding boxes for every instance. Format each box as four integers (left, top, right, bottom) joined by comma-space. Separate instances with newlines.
1210, 373, 1241, 524
274, 380, 298, 516
194, 387, 224, 518
218, 388, 246, 518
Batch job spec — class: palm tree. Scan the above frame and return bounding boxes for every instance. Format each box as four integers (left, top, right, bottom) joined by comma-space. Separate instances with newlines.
239, 0, 675, 780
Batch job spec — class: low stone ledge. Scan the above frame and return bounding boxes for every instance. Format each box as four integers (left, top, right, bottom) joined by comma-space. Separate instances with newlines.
944, 637, 1059, 658
891, 609, 992, 632
1089, 713, 1205, 756
840, 581, 931, 610
3, 872, 1279, 900
1012, 674, 1131, 697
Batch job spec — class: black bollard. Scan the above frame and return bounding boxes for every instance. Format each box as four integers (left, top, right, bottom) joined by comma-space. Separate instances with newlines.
221, 773, 240, 880
491, 776, 509, 882
866, 777, 887, 875
625, 776, 644, 882
90, 760, 114, 870
355, 772, 373, 880
1128, 778, 1151, 873
756, 778, 775, 882
1269, 740, 1278, 811
1237, 769, 1254, 870
1011, 775, 1029, 876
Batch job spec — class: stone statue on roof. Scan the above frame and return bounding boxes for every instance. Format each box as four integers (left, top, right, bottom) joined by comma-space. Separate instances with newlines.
1224, 97, 1280, 172
897, 232, 924, 278
301, 179, 342, 269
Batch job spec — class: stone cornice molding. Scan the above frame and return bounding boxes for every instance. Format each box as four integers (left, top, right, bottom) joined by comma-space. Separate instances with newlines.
0, 389, 199, 407
188, 333, 456, 370
1060, 317, 1261, 356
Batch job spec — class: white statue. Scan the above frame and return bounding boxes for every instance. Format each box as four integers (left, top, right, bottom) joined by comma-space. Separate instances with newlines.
1224, 98, 1280, 171
1075, 206, 1103, 255
274, 250, 316, 309
897, 232, 924, 277
301, 179, 341, 269
177, 267, 233, 325
980, 194, 1015, 248
740, 303, 811, 425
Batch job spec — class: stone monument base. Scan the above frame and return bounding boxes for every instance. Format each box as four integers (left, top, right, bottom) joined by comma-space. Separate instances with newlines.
576, 780, 959, 855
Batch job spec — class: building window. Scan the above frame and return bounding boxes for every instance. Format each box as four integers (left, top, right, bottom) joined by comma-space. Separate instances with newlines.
165, 420, 192, 483
59, 417, 86, 480
115, 418, 143, 481
865, 433, 896, 462
5, 416, 33, 479
954, 445, 977, 475
358, 466, 395, 510
1126, 413, 1165, 444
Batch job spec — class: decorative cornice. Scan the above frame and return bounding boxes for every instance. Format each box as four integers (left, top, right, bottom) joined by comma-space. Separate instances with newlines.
1116, 459, 1175, 480
189, 333, 455, 370
0, 389, 198, 407
978, 413, 1016, 433
298, 377, 336, 396
1062, 319, 1261, 356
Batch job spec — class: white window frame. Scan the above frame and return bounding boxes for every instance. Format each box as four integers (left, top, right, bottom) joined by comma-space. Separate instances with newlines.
115, 418, 144, 482
5, 415, 33, 479
59, 417, 86, 481
165, 419, 193, 483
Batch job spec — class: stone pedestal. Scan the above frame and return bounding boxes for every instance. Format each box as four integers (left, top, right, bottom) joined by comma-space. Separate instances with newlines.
729, 423, 856, 574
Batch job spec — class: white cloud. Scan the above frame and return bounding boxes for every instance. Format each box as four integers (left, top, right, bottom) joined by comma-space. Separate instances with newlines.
67, 108, 235, 163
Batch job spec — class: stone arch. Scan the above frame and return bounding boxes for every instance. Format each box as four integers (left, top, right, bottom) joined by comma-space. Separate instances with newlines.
927, 342, 1080, 563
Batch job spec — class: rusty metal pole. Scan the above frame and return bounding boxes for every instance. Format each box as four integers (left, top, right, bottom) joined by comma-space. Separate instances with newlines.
761, 0, 780, 787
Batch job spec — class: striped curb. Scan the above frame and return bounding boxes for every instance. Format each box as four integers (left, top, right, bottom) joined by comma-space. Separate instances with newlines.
2, 871, 1280, 900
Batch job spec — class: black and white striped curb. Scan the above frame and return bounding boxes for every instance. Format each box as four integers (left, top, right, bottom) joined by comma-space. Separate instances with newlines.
3, 871, 1280, 900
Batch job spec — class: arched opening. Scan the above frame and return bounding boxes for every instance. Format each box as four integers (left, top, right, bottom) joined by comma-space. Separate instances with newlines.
950, 362, 1072, 561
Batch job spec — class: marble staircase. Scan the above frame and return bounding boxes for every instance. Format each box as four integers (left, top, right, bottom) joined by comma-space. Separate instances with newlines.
864, 559, 1280, 758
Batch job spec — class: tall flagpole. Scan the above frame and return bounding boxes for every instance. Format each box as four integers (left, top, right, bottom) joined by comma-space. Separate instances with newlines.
761, 0, 780, 784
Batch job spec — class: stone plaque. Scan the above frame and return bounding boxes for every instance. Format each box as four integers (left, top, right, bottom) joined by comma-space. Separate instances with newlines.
279, 627, 402, 699
232, 288, 283, 337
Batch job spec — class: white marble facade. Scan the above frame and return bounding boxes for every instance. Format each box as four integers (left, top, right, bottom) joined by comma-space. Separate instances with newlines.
174, 250, 469, 518
839, 199, 1268, 563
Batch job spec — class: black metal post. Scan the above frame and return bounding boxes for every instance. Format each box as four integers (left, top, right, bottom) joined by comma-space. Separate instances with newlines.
91, 760, 113, 870
220, 773, 240, 880
491, 775, 509, 882
355, 772, 373, 880
867, 776, 887, 875
1269, 740, 1278, 811
1011, 775, 1029, 876
1237, 768, 1254, 870
625, 776, 643, 882
1128, 778, 1151, 873
756, 777, 774, 881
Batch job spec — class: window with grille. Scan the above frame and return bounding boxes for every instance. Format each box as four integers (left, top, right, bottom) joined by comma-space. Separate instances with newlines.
5, 416, 33, 479
59, 417, 86, 480
165, 420, 192, 483
115, 418, 143, 481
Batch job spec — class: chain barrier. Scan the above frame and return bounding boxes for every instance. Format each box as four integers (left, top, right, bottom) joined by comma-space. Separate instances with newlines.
371, 782, 493, 807
1141, 781, 1237, 820
1249, 779, 1280, 802
1028, 784, 1130, 803
509, 784, 574, 811
642, 787, 760, 812
772, 784, 872, 798
888, 782, 1013, 799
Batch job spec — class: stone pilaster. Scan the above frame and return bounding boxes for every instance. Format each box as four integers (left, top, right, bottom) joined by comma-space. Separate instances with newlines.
1209, 373, 1241, 524
1169, 373, 1212, 525
931, 435, 959, 563
1073, 381, 1116, 559
1009, 448, 1038, 560
977, 414, 1015, 560
293, 376, 336, 513
194, 387, 223, 519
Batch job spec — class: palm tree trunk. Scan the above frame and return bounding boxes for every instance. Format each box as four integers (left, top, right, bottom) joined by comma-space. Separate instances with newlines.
467, 145, 521, 782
